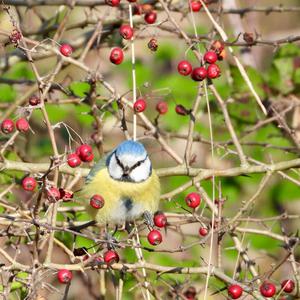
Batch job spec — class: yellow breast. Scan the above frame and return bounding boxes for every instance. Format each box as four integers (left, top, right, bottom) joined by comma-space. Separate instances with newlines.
78, 168, 160, 224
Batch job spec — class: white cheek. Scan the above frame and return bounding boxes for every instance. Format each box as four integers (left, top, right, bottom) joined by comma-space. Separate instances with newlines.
130, 159, 151, 182
120, 153, 145, 167
108, 155, 123, 179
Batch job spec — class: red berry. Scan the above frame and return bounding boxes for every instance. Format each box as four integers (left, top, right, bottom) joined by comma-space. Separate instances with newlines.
184, 287, 196, 299
133, 4, 142, 15
175, 104, 190, 116
16, 118, 29, 132
153, 212, 167, 228
59, 44, 73, 57
177, 60, 192, 76
148, 38, 158, 52
105, 0, 120, 6
144, 11, 157, 24
185, 192, 201, 208
67, 153, 81, 168
1, 119, 15, 134
281, 279, 295, 293
47, 187, 61, 202
156, 101, 168, 115
191, 67, 207, 81
147, 229, 162, 245
207, 64, 221, 79
127, 0, 137, 2
190, 1, 202, 12
110, 47, 124, 65
9, 29, 22, 44
29, 95, 40, 106
204, 51, 218, 64
90, 194, 105, 209
104, 250, 119, 264
228, 284, 243, 299
59, 188, 73, 202
199, 227, 208, 236
22, 177, 37, 191
57, 269, 72, 284
260, 282, 276, 298
119, 24, 133, 40
76, 144, 94, 162
133, 98, 147, 113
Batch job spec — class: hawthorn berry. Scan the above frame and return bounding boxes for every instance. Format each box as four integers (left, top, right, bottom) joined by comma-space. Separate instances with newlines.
119, 24, 133, 40
147, 229, 162, 245
105, 0, 120, 6
47, 187, 61, 202
148, 38, 158, 52
90, 194, 105, 209
144, 11, 157, 24
141, 4, 153, 14
1, 119, 15, 134
260, 281, 276, 298
76, 144, 94, 162
184, 286, 196, 300
177, 60, 192, 76
204, 51, 218, 64
9, 29, 22, 45
185, 192, 201, 208
228, 284, 243, 299
153, 211, 167, 228
104, 250, 119, 264
133, 98, 147, 113
156, 101, 168, 115
191, 67, 207, 81
175, 104, 190, 116
57, 269, 72, 284
110, 47, 124, 65
133, 4, 142, 15
22, 177, 37, 191
199, 227, 208, 237
207, 64, 221, 79
281, 279, 295, 293
59, 44, 73, 57
67, 153, 81, 168
190, 1, 202, 12
211, 40, 225, 53
218, 49, 226, 61
59, 188, 73, 201
29, 95, 40, 106
16, 118, 29, 132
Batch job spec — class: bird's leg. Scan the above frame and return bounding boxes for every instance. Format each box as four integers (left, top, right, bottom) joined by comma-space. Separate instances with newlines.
143, 210, 154, 229
111, 225, 119, 236
68, 220, 97, 232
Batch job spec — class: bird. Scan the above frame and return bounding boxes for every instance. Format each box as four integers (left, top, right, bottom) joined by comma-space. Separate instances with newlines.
77, 140, 160, 226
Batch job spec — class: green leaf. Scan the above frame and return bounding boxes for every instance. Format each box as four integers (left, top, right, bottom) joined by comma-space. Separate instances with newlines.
0, 84, 16, 102
275, 44, 300, 58
69, 81, 91, 98
230, 65, 266, 98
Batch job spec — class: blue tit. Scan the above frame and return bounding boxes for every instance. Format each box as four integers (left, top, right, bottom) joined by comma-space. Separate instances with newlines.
78, 140, 160, 225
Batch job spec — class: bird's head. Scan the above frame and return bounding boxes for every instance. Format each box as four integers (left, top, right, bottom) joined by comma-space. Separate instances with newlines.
107, 140, 152, 182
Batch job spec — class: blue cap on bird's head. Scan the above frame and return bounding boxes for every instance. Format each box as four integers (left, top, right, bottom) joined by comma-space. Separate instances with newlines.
115, 140, 147, 157
107, 140, 152, 183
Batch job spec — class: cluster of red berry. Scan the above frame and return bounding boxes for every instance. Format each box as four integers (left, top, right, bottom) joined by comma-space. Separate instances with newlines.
1, 118, 29, 134
22, 176, 73, 202
226, 279, 295, 299
67, 144, 94, 168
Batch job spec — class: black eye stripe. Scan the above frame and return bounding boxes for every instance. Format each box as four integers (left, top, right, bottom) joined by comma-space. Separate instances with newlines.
114, 153, 148, 173
115, 153, 125, 171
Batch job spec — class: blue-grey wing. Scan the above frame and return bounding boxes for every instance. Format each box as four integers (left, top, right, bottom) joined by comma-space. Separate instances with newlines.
85, 151, 114, 183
